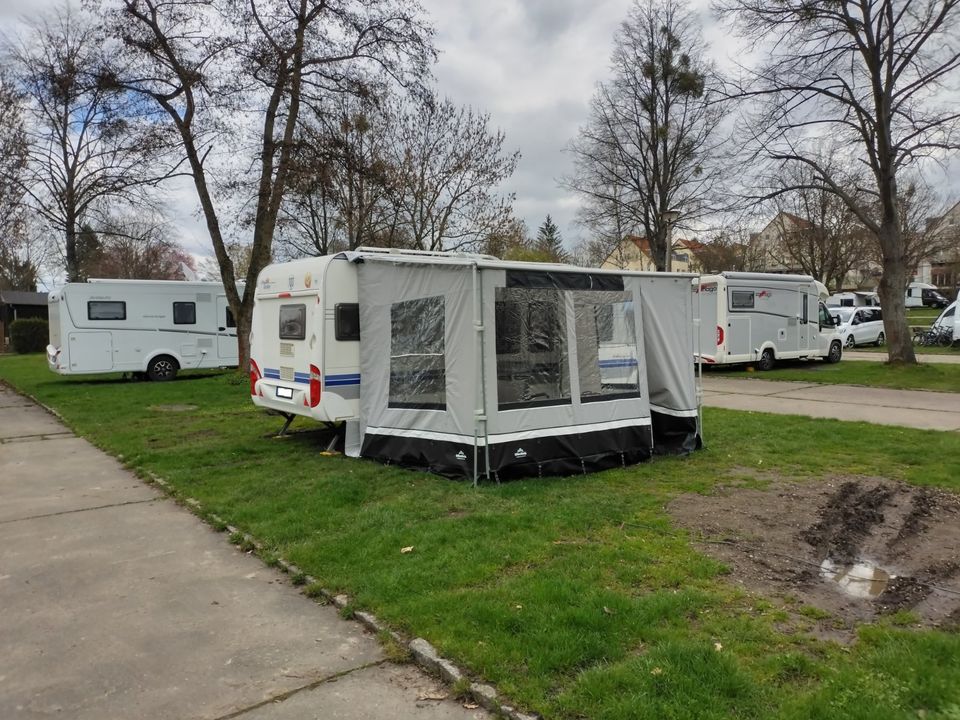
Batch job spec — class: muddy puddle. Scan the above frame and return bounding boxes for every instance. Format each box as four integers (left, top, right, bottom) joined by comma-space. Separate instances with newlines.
669, 479, 960, 636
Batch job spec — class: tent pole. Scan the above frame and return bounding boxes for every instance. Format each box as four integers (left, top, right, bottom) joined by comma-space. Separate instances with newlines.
471, 262, 489, 487
695, 273, 704, 445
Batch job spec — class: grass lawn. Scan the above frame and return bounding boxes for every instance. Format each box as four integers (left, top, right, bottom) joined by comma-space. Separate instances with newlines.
707, 359, 960, 392
4, 353, 960, 719
853, 344, 958, 356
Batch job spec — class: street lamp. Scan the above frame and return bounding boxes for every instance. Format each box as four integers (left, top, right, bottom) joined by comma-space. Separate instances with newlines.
661, 209, 680, 272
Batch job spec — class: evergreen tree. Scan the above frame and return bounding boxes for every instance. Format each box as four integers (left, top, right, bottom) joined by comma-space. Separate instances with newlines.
536, 215, 567, 262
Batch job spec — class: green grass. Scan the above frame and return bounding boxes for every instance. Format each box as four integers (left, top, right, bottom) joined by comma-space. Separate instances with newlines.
4, 353, 960, 720
852, 344, 958, 356
706, 359, 960, 392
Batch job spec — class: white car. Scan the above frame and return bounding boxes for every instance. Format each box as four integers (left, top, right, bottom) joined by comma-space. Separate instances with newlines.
829, 306, 885, 348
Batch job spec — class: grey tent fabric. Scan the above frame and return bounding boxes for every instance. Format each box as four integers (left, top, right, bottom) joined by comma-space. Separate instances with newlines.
353, 252, 700, 481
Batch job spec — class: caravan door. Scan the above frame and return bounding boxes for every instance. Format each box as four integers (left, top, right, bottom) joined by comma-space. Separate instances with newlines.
216, 295, 238, 362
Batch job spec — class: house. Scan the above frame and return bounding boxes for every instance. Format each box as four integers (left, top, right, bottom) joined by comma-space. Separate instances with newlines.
600, 236, 702, 273
0, 290, 49, 352
917, 200, 960, 298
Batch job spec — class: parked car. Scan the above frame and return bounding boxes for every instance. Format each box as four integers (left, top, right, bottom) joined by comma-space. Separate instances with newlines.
829, 306, 885, 348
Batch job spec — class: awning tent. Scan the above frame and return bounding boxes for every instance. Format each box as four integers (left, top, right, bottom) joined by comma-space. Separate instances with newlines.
353, 253, 700, 481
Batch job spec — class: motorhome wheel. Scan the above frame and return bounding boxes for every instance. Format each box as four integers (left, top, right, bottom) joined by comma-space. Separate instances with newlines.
826, 341, 842, 364
147, 355, 179, 382
757, 348, 775, 371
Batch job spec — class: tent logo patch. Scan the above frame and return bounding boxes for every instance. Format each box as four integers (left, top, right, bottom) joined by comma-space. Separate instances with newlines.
455, 450, 467, 460
514, 447, 527, 459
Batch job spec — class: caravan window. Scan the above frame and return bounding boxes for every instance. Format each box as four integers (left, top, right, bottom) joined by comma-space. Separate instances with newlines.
88, 301, 126, 321
335, 303, 360, 341
279, 304, 306, 340
730, 290, 755, 309
173, 302, 196, 325
389, 296, 445, 409
494, 288, 570, 409
574, 292, 640, 401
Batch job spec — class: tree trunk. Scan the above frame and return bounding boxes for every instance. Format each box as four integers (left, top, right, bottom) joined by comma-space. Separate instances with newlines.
876, 222, 916, 364
236, 299, 253, 376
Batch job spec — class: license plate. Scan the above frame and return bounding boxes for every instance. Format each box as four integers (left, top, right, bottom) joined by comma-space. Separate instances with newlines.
276, 386, 293, 399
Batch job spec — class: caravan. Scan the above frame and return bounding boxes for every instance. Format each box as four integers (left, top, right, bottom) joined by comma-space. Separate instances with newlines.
250, 249, 701, 481
47, 279, 240, 380
695, 272, 843, 370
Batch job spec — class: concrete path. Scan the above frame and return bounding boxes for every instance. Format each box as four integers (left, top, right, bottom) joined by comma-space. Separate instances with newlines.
702, 377, 960, 431
0, 386, 488, 720
844, 350, 960, 364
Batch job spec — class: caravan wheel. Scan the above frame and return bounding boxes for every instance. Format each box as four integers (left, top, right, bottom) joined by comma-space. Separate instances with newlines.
147, 355, 179, 382
757, 348, 775, 371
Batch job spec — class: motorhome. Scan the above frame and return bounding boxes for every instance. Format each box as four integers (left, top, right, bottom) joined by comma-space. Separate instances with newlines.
47, 279, 241, 380
250, 248, 702, 481
694, 272, 843, 370
932, 301, 959, 343
905, 281, 949, 309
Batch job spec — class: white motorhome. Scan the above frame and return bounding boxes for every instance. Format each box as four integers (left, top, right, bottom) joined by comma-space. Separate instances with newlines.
932, 301, 959, 343
694, 272, 843, 370
905, 281, 949, 309
47, 279, 240, 380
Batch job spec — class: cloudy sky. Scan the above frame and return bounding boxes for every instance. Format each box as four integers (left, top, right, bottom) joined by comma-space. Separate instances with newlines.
1, 0, 732, 259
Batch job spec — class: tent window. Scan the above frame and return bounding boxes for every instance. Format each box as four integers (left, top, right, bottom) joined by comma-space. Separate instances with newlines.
88, 301, 126, 321
173, 302, 196, 325
279, 304, 306, 340
731, 290, 755, 309
574, 291, 640, 402
495, 287, 570, 409
389, 296, 446, 409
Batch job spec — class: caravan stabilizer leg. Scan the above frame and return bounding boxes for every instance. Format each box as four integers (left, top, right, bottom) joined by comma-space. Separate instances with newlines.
276, 413, 296, 437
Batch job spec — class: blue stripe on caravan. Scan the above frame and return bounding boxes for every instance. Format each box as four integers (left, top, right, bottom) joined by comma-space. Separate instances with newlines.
325, 373, 361, 387
263, 368, 281, 378
598, 359, 639, 368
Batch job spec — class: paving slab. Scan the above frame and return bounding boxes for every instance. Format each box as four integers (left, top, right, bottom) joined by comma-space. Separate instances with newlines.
0, 397, 69, 439
240, 664, 488, 720
0, 436, 157, 522
0, 390, 490, 720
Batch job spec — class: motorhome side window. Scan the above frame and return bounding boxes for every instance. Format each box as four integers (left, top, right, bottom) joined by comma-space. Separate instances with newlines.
335, 303, 360, 341
389, 296, 446, 409
279, 304, 306, 340
225, 307, 236, 328
173, 302, 196, 325
494, 287, 571, 409
730, 290, 755, 309
88, 301, 126, 321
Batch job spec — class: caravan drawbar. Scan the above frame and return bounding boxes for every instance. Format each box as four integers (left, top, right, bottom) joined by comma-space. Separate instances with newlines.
250, 248, 702, 481
47, 279, 240, 380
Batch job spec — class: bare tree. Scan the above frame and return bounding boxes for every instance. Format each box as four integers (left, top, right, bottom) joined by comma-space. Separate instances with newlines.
4, 6, 172, 282
768, 157, 871, 290
695, 221, 767, 273
717, 0, 960, 363
79, 208, 194, 280
277, 90, 401, 258
102, 0, 435, 369
565, 0, 726, 271
382, 95, 519, 251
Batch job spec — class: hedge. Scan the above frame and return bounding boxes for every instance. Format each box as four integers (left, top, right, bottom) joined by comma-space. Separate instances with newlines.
10, 318, 49, 354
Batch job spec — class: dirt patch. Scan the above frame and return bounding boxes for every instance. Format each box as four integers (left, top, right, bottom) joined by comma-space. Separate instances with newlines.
669, 479, 960, 636
149, 404, 199, 413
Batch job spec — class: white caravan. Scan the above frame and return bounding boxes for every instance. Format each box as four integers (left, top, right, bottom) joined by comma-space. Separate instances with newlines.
47, 279, 240, 380
826, 291, 879, 307
694, 272, 843, 370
